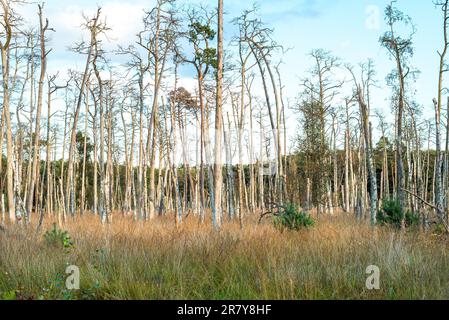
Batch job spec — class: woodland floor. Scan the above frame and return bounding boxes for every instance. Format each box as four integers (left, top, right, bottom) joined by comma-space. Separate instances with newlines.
0, 211, 449, 300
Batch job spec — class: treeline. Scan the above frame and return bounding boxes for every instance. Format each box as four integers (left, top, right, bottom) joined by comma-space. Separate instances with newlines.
0, 138, 439, 227
289, 143, 439, 219
1, 0, 449, 232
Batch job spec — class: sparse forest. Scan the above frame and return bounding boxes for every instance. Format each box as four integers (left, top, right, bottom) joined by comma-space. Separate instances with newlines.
1, 0, 449, 300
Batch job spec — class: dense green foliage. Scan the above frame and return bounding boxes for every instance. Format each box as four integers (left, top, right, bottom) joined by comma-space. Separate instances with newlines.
377, 198, 420, 229
273, 203, 315, 231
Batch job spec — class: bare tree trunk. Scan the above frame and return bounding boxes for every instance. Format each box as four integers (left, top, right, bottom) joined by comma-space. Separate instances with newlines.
258, 111, 265, 214
45, 87, 52, 222
212, 0, 224, 228
223, 113, 234, 220
93, 46, 106, 224
0, 0, 16, 223
344, 99, 351, 212
80, 80, 89, 216
105, 84, 113, 220
359, 90, 378, 226
27, 5, 50, 224
434, 0, 449, 224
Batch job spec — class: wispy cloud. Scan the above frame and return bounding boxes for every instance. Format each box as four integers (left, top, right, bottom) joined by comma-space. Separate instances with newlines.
258, 0, 337, 22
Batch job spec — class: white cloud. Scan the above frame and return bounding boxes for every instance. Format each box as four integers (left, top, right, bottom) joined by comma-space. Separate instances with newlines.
53, 1, 145, 48
102, 2, 145, 45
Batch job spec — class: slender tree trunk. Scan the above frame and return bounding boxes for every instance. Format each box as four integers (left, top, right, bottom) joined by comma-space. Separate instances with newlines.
212, 0, 224, 228
0, 7, 15, 223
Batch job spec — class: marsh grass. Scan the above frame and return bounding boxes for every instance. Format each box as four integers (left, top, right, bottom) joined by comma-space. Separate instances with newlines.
1, 212, 449, 300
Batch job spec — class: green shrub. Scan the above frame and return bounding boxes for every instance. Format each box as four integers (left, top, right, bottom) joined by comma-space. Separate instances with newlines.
434, 223, 446, 235
405, 210, 420, 228
44, 223, 74, 249
1, 290, 16, 300
273, 203, 315, 231
377, 198, 420, 229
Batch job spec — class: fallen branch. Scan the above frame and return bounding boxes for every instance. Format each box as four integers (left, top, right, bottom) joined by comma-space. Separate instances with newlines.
258, 211, 278, 224
258, 203, 284, 224
402, 188, 449, 234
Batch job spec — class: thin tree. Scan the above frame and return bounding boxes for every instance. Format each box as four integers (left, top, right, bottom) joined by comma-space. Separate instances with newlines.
213, 0, 224, 228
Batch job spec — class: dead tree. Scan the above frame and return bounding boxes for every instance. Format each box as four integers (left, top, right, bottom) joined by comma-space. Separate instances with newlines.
26, 4, 53, 223
348, 62, 378, 225
434, 0, 449, 225
237, 9, 285, 207
66, 8, 103, 218
381, 2, 415, 219
213, 0, 224, 228
0, 0, 21, 223
138, 0, 177, 220
179, 6, 217, 223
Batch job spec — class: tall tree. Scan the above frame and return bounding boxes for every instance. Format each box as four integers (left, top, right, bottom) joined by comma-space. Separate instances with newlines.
66, 8, 103, 218
434, 0, 449, 225
348, 62, 378, 225
380, 1, 415, 220
213, 0, 224, 228
0, 0, 20, 223
26, 4, 53, 223
179, 6, 217, 223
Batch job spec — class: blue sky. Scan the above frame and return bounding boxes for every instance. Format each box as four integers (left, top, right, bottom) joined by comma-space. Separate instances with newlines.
16, 0, 444, 147
240, 0, 440, 121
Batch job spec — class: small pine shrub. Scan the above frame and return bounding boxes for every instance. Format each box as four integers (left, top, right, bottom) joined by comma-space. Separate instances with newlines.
377, 198, 420, 229
273, 203, 315, 231
405, 210, 420, 228
44, 223, 74, 249
434, 223, 446, 235
378, 198, 403, 228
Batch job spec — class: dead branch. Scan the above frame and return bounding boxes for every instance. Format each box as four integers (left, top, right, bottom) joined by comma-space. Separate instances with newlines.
402, 188, 449, 233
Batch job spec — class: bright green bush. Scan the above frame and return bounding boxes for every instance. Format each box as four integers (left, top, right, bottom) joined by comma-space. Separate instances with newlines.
405, 210, 420, 228
377, 198, 420, 229
44, 223, 74, 249
1, 290, 16, 300
273, 203, 315, 231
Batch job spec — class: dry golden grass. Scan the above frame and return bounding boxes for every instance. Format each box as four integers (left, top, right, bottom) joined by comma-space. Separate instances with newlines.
1, 212, 449, 300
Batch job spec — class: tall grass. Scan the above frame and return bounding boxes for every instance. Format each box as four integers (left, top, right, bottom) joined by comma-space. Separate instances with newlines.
1, 213, 449, 300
